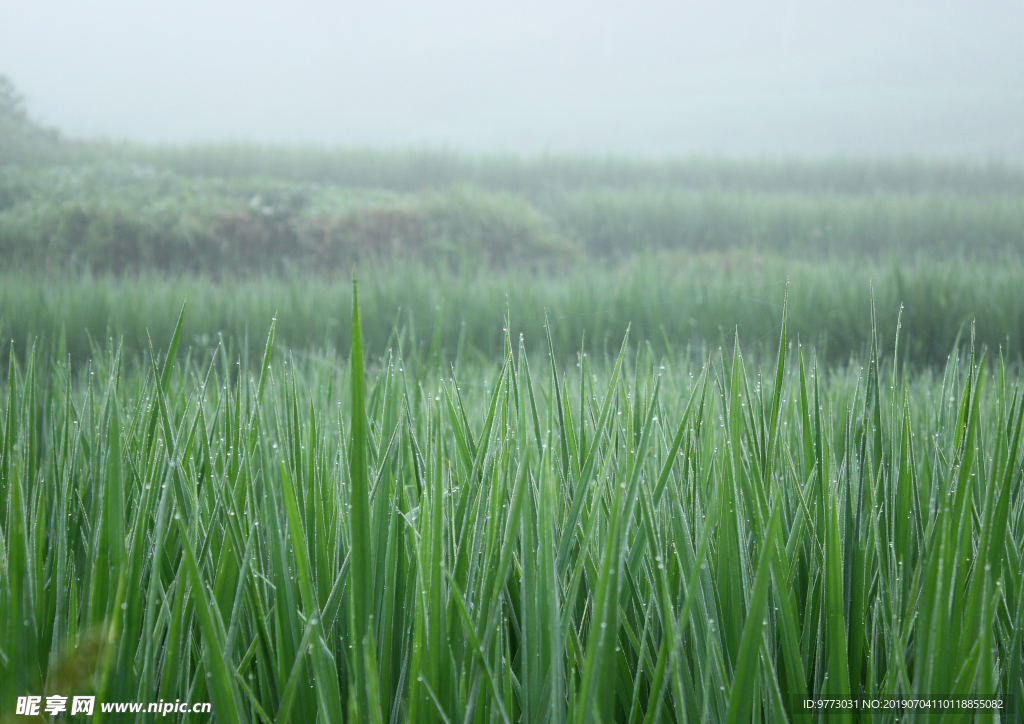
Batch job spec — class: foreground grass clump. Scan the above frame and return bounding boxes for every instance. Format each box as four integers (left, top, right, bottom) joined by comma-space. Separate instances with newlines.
1, 300, 1022, 722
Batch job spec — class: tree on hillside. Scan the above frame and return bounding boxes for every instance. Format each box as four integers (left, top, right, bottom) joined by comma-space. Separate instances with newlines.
0, 75, 29, 124
0, 74, 61, 164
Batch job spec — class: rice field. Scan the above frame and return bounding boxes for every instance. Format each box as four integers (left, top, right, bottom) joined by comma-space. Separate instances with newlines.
1, 291, 1021, 722
6, 257, 1024, 372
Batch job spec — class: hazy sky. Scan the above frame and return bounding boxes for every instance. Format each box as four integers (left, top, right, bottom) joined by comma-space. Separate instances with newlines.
2, 0, 1022, 155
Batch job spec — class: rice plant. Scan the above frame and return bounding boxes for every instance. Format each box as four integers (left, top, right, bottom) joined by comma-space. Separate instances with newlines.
1, 292, 1022, 722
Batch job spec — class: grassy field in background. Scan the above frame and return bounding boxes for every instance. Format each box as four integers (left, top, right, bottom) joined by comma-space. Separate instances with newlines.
2, 155, 1024, 274
1, 297, 1021, 722
57, 143, 1024, 195
3, 258, 1024, 369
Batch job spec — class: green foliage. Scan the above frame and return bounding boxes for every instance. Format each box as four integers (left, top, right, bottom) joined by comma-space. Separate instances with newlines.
3, 79, 1023, 272
0, 303, 1022, 722
552, 187, 1024, 261
71, 142, 1024, 197
3, 259, 1024, 368
0, 167, 577, 273
2, 158, 1023, 274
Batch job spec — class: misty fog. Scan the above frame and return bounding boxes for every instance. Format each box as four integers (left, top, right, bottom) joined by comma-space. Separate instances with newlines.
2, 0, 1022, 155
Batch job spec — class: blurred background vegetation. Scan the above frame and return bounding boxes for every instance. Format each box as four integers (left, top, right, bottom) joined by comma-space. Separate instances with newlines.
2, 73, 1022, 367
